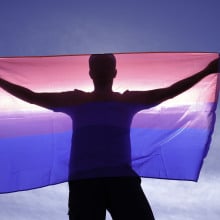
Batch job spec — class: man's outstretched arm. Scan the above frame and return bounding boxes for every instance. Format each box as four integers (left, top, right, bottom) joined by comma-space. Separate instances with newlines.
125, 58, 219, 106
0, 78, 73, 108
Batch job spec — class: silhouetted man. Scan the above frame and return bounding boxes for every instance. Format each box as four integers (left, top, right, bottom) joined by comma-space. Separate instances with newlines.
0, 54, 219, 220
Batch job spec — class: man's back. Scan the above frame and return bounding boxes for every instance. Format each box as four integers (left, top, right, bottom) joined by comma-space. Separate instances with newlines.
55, 89, 146, 179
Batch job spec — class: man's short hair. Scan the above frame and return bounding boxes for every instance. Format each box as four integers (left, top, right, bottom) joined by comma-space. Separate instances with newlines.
89, 54, 116, 72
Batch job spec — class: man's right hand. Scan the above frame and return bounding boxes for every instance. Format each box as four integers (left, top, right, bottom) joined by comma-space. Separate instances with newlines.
203, 58, 220, 75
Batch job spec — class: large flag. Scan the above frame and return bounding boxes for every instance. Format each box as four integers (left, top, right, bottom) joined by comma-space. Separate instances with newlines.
0, 52, 219, 193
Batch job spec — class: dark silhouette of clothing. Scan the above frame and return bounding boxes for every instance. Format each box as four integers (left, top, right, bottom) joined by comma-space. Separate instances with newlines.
68, 177, 155, 220
53, 89, 155, 219
54, 90, 148, 180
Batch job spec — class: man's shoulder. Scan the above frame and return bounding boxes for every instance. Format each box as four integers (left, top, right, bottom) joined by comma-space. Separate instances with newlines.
120, 90, 141, 100
73, 89, 88, 94
65, 89, 90, 98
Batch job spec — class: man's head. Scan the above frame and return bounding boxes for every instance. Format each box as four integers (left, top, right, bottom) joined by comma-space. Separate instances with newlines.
89, 54, 117, 81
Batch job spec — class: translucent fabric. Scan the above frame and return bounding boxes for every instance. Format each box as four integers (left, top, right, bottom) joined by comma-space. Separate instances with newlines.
0, 52, 219, 193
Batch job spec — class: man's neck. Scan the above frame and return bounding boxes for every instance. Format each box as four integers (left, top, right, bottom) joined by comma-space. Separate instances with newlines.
93, 88, 113, 95
93, 80, 113, 95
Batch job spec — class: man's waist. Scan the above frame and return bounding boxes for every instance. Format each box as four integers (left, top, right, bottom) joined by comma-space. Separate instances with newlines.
68, 165, 138, 180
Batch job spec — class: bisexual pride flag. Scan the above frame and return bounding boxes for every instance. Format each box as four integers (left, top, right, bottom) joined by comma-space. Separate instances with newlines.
0, 52, 219, 193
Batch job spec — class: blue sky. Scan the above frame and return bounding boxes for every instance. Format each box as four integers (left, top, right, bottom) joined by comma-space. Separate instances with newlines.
0, 0, 219, 219
0, 0, 220, 56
